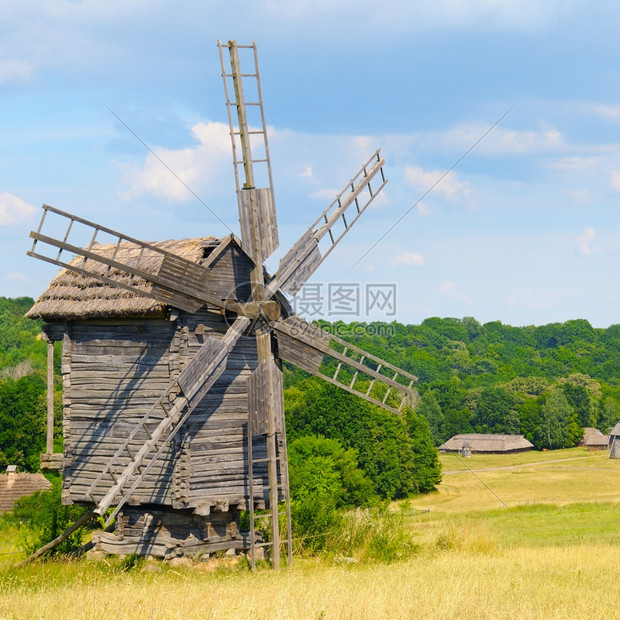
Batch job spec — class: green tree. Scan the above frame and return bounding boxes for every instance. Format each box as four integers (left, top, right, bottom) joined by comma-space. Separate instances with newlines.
471, 386, 520, 435
405, 411, 442, 492
285, 380, 437, 498
415, 390, 444, 445
287, 435, 377, 551
518, 396, 543, 446
0, 374, 47, 471
561, 382, 595, 428
288, 435, 376, 508
597, 397, 620, 434
537, 389, 582, 449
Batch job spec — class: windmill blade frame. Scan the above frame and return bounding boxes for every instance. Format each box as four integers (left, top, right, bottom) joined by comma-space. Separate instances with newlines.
219, 40, 279, 263
267, 150, 387, 297
274, 316, 419, 415
28, 204, 235, 313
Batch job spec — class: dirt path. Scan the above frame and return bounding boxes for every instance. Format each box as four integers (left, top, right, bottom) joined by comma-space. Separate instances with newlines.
442, 455, 591, 475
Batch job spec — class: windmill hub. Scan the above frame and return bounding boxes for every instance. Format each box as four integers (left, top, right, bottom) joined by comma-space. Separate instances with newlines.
222, 300, 281, 322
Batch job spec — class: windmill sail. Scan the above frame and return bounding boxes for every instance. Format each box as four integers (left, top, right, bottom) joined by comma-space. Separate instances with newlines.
220, 39, 290, 570
219, 40, 279, 262
268, 150, 387, 297
28, 205, 233, 313
274, 316, 419, 415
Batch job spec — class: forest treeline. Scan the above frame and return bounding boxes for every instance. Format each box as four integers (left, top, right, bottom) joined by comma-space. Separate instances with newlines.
300, 317, 620, 450
2, 297, 620, 506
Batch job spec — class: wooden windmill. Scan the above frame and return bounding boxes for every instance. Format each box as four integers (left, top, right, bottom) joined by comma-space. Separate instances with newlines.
26, 41, 419, 567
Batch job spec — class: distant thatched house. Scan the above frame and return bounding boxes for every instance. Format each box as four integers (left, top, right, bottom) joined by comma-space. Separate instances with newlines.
438, 434, 534, 454
579, 427, 609, 451
0, 467, 51, 513
609, 423, 620, 459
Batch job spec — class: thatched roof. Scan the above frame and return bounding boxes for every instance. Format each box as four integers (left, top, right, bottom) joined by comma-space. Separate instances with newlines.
0, 472, 51, 513
580, 427, 609, 447
26, 237, 220, 320
439, 433, 534, 453
610, 422, 620, 437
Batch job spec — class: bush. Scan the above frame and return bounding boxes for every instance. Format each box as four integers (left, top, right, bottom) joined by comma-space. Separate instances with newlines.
324, 505, 419, 563
288, 435, 375, 552
3, 475, 92, 556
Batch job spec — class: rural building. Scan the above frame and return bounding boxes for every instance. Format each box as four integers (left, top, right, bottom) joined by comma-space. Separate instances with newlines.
0, 466, 51, 514
439, 434, 534, 454
26, 236, 273, 557
609, 422, 620, 459
579, 427, 609, 450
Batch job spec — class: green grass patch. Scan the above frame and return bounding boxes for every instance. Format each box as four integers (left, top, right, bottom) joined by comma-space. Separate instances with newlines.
409, 501, 620, 551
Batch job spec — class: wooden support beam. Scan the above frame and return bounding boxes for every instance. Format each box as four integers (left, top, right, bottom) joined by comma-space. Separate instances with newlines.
45, 336, 54, 454
16, 509, 97, 567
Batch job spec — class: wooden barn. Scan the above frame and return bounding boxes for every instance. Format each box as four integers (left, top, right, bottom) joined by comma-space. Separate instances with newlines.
27, 235, 280, 557
438, 434, 534, 455
609, 422, 620, 459
579, 427, 609, 451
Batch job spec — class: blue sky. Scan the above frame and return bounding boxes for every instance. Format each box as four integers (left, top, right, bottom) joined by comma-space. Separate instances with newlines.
2, 1, 620, 327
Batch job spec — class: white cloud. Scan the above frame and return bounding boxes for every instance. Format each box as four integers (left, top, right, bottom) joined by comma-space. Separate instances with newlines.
426, 123, 564, 156
576, 227, 596, 256
0, 59, 32, 84
438, 280, 472, 303
506, 287, 555, 309
416, 202, 430, 216
391, 252, 424, 266
259, 0, 560, 31
5, 271, 31, 282
404, 166, 471, 201
368, 189, 390, 209
301, 165, 313, 178
119, 121, 231, 202
310, 188, 340, 202
610, 170, 620, 192
593, 105, 620, 122
551, 156, 599, 172
562, 189, 591, 206
0, 192, 36, 226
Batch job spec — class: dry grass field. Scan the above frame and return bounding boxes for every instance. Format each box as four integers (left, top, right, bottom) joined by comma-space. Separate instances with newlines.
2, 547, 620, 619
415, 446, 620, 512
1, 447, 619, 619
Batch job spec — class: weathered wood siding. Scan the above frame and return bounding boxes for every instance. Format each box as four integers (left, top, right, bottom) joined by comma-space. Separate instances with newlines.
63, 319, 178, 505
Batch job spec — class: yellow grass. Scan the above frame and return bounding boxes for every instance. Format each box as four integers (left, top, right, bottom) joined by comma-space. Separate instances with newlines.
412, 447, 620, 512
1, 547, 620, 619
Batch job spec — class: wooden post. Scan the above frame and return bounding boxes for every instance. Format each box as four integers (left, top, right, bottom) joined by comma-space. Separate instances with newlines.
229, 40, 282, 570
45, 335, 54, 454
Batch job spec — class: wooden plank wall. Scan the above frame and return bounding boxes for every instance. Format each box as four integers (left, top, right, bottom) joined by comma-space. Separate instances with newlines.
64, 319, 178, 506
